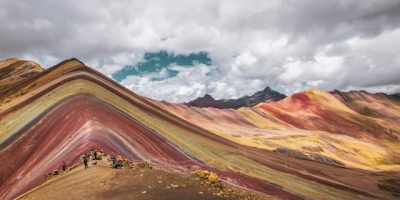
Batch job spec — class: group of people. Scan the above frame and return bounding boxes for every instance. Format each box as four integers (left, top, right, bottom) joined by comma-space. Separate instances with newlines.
108, 155, 123, 168
49, 149, 107, 177
82, 149, 103, 169
53, 148, 124, 175
48, 161, 67, 177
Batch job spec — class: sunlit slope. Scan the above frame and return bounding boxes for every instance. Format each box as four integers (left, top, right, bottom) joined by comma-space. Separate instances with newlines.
0, 58, 399, 200
155, 89, 400, 170
332, 90, 400, 121
0, 58, 43, 98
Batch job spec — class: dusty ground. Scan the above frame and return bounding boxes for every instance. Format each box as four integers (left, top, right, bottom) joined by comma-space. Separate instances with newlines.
17, 160, 274, 200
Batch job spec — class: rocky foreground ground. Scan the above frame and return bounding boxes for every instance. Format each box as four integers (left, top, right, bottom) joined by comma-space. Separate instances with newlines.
18, 158, 274, 200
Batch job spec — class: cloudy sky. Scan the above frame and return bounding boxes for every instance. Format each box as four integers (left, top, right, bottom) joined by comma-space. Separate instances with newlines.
1, 0, 400, 102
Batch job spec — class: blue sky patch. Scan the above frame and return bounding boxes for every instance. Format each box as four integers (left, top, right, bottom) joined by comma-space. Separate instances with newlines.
112, 51, 212, 82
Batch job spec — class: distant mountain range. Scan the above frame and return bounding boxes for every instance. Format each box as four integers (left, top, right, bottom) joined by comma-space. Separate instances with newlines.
391, 93, 400, 100
186, 87, 286, 109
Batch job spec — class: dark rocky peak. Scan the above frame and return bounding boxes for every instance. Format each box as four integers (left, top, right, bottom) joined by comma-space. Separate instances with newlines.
391, 93, 400, 100
187, 87, 286, 109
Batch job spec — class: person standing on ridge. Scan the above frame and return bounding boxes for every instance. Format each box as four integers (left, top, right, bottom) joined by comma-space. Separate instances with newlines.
90, 148, 95, 159
62, 161, 67, 171
93, 150, 98, 160
83, 153, 89, 169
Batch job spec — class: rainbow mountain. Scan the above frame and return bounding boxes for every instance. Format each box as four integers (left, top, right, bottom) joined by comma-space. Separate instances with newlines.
0, 58, 400, 199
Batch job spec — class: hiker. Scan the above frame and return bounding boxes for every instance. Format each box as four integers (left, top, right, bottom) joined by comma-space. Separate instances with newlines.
62, 161, 67, 171
98, 150, 104, 160
111, 156, 116, 165
83, 153, 89, 169
90, 148, 95, 159
114, 159, 122, 168
92, 150, 98, 165
108, 155, 119, 168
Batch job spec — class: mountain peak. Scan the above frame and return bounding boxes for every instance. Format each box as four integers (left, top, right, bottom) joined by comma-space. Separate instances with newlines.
263, 86, 272, 91
202, 93, 215, 100
57, 58, 85, 66
185, 93, 223, 108
187, 87, 286, 109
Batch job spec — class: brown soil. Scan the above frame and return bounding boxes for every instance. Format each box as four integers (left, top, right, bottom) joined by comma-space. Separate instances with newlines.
0, 59, 43, 102
17, 160, 274, 200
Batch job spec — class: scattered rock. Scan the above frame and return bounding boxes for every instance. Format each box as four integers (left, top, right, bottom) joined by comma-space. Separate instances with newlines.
191, 169, 220, 183
137, 161, 152, 169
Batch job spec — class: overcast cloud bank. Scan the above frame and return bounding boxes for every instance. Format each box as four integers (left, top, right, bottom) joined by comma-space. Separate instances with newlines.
1, 0, 400, 102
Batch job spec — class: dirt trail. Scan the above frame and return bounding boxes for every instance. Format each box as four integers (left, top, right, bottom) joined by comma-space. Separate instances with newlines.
17, 160, 274, 200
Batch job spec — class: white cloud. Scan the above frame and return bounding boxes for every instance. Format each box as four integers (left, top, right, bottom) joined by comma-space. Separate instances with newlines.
1, 0, 400, 102
279, 53, 345, 84
122, 64, 214, 102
